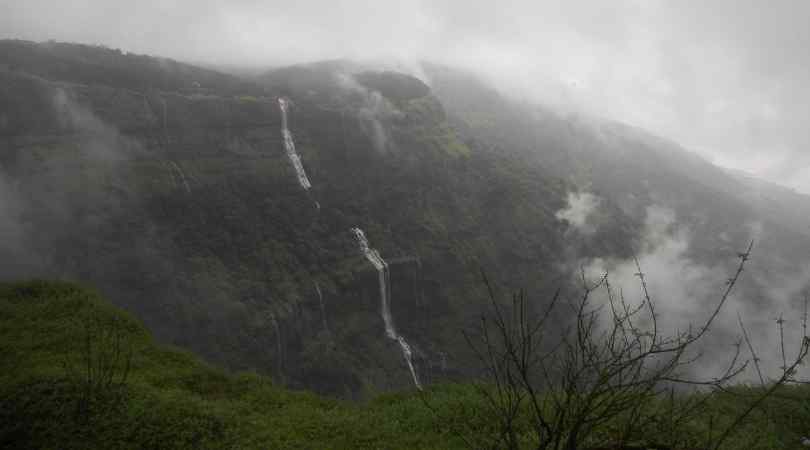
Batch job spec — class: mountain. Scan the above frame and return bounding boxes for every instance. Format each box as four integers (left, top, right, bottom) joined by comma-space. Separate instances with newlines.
426, 63, 810, 300
0, 41, 584, 396
724, 167, 810, 240
1, 40, 809, 397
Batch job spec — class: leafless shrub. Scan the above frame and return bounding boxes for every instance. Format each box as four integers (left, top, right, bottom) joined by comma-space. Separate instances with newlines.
443, 242, 810, 450
62, 312, 134, 418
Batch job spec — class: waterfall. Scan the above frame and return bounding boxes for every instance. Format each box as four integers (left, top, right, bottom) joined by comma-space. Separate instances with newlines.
270, 312, 283, 377
278, 98, 312, 190
160, 97, 169, 148
160, 97, 167, 134
168, 160, 191, 193
350, 227, 422, 389
314, 281, 330, 334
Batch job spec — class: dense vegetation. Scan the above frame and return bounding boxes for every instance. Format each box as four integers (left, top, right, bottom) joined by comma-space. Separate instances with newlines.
3, 40, 810, 404
0, 280, 454, 449
0, 39, 263, 96
4, 281, 810, 449
0, 41, 620, 396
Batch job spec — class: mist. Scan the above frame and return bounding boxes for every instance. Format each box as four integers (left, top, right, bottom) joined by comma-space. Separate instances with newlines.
3, 0, 809, 193
336, 73, 403, 154
556, 191, 601, 235
570, 203, 810, 382
5, 3, 810, 441
0, 82, 147, 281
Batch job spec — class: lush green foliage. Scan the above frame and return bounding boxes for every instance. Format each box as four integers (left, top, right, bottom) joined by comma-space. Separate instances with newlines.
3, 281, 810, 449
0, 280, 531, 449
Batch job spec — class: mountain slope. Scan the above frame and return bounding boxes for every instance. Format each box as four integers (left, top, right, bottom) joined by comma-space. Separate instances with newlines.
1, 41, 611, 396
425, 63, 810, 293
3, 41, 810, 397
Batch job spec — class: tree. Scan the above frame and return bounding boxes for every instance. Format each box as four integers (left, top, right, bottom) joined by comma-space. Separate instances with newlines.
436, 243, 809, 450
62, 311, 134, 419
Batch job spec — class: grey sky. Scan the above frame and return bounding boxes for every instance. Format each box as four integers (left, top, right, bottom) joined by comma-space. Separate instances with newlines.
2, 0, 809, 192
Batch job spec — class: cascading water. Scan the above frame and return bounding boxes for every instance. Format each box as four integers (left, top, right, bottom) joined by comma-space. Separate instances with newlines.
161, 98, 167, 133
168, 160, 191, 193
269, 312, 283, 376
350, 227, 422, 389
278, 98, 312, 190
314, 281, 330, 334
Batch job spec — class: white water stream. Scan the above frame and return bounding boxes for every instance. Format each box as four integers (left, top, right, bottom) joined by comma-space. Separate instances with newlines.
168, 160, 191, 193
314, 281, 330, 334
350, 227, 422, 389
278, 98, 312, 190
270, 312, 283, 375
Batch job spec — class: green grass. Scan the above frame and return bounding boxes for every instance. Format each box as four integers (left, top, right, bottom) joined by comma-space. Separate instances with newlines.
2, 280, 809, 449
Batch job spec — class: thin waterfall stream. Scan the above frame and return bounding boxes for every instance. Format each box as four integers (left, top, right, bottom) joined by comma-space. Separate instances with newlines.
314, 281, 330, 334
350, 227, 422, 389
278, 98, 312, 190
277, 97, 420, 388
168, 160, 191, 193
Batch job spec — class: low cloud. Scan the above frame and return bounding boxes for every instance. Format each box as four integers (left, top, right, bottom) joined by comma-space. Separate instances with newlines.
52, 88, 132, 162
3, 0, 808, 192
1, 86, 143, 279
585, 205, 724, 332
0, 172, 32, 277
336, 74, 403, 153
556, 191, 601, 234
581, 205, 809, 382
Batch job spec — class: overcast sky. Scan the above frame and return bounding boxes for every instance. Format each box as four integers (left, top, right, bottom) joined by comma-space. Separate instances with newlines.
3, 0, 809, 193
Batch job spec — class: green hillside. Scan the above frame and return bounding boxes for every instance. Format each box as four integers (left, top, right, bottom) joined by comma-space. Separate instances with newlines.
0, 280, 472, 449
3, 281, 810, 449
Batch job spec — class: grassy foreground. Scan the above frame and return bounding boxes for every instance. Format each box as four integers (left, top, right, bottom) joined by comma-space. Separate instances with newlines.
1, 280, 809, 449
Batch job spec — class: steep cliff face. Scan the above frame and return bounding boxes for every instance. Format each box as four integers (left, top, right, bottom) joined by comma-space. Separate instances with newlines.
17, 42, 806, 397
2, 43, 615, 396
